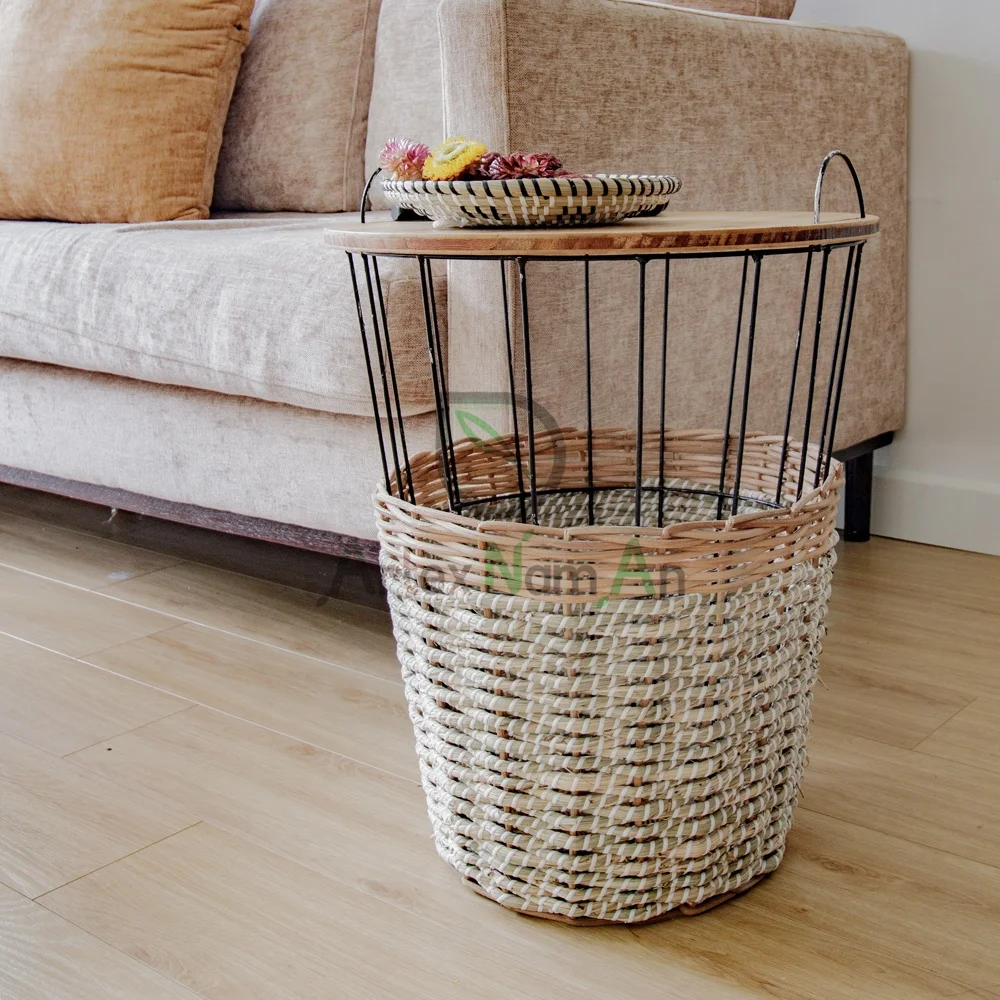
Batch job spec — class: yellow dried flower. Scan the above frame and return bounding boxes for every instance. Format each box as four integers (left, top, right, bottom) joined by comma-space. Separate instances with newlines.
422, 138, 489, 181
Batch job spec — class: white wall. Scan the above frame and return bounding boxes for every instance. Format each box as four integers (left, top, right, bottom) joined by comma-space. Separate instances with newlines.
794, 0, 1000, 555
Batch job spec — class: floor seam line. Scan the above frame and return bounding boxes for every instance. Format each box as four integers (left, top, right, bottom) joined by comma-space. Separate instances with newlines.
0, 511, 193, 570
67, 698, 420, 786
84, 618, 404, 688
0, 623, 188, 663
33, 821, 203, 903
61, 705, 197, 758
29, 887, 207, 1000
0, 558, 177, 598
74, 622, 191, 659
0, 561, 400, 686
799, 803, 1000, 871
96, 559, 189, 589
913, 695, 980, 749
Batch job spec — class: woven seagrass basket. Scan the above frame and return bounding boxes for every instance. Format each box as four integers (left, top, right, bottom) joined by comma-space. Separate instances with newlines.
378, 428, 842, 925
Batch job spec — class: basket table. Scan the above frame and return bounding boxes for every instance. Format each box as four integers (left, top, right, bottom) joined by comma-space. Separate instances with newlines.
327, 182, 879, 925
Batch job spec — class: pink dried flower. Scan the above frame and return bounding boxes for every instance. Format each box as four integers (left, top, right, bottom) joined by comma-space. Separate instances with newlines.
487, 152, 565, 180
378, 137, 430, 181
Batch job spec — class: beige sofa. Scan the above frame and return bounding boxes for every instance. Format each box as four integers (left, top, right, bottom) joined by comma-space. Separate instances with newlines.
0, 0, 906, 561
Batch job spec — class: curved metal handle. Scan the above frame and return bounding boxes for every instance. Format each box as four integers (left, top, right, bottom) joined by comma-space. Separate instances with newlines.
360, 167, 382, 224
813, 150, 865, 223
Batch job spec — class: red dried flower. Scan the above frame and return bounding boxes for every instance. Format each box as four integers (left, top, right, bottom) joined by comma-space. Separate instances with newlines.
463, 151, 502, 179
487, 152, 565, 180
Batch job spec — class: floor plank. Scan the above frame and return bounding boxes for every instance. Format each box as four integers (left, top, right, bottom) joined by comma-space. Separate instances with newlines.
916, 696, 1000, 774
68, 707, 433, 904
810, 634, 975, 749
0, 886, 197, 1000
2, 512, 998, 997
0, 564, 176, 658
0, 513, 181, 591
806, 542, 989, 754
68, 705, 965, 1000
634, 891, 962, 1000
754, 808, 1000, 991
0, 883, 199, 1000
0, 733, 195, 898
0, 633, 189, 756
834, 537, 1000, 618
802, 725, 1000, 869
820, 580, 998, 701
39, 823, 592, 1000
97, 562, 399, 683
83, 623, 416, 779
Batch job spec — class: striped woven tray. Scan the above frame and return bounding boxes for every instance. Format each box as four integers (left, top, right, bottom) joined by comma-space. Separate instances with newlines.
381, 173, 681, 228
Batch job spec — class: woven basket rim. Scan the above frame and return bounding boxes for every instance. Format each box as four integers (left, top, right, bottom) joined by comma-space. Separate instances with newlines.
381, 431, 841, 544
377, 470, 839, 542
381, 173, 682, 196
375, 429, 842, 603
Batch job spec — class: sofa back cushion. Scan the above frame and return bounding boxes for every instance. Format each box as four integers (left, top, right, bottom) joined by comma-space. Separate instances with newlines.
363, 0, 794, 200
215, 0, 381, 212
0, 0, 254, 223
675, 1, 796, 17
365, 0, 445, 186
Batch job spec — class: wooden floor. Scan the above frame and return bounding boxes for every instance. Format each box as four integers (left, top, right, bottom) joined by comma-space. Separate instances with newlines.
0, 511, 998, 1000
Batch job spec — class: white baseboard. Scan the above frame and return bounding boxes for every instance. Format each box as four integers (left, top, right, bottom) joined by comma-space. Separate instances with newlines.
872, 469, 1000, 556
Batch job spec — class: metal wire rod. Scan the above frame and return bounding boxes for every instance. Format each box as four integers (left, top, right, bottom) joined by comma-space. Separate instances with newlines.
584, 259, 595, 526
518, 259, 539, 525
657, 258, 671, 528
634, 258, 648, 527
815, 244, 856, 488
346, 253, 390, 493
361, 254, 403, 499
798, 246, 832, 499
372, 257, 415, 504
730, 254, 764, 516
717, 253, 750, 519
776, 249, 815, 504
500, 261, 528, 523
418, 256, 458, 510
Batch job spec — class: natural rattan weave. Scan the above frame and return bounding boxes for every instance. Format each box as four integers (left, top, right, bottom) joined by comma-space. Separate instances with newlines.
377, 428, 842, 603
378, 427, 841, 924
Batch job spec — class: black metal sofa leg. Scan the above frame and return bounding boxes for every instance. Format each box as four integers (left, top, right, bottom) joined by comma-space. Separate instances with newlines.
835, 430, 894, 544
843, 451, 874, 542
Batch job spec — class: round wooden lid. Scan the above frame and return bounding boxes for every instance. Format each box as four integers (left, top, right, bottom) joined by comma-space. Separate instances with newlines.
324, 211, 878, 257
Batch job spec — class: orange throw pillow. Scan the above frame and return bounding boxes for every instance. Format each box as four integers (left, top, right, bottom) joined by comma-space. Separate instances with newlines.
0, 0, 254, 222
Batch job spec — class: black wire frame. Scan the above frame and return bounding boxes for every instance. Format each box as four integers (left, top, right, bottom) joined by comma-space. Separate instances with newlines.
349, 154, 871, 529
349, 241, 866, 524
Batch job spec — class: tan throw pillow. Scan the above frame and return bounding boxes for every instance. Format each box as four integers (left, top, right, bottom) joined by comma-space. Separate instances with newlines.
0, 0, 255, 223
214, 0, 382, 213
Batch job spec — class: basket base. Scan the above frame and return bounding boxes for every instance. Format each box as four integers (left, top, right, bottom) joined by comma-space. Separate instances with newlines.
460, 871, 772, 927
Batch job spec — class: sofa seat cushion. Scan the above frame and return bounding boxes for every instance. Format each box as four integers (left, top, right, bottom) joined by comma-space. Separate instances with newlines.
0, 213, 439, 417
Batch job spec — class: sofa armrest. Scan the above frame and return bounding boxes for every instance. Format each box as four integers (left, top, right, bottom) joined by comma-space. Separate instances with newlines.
438, 0, 908, 451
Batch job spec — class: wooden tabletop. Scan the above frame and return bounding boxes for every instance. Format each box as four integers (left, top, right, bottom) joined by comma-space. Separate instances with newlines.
324, 211, 879, 257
